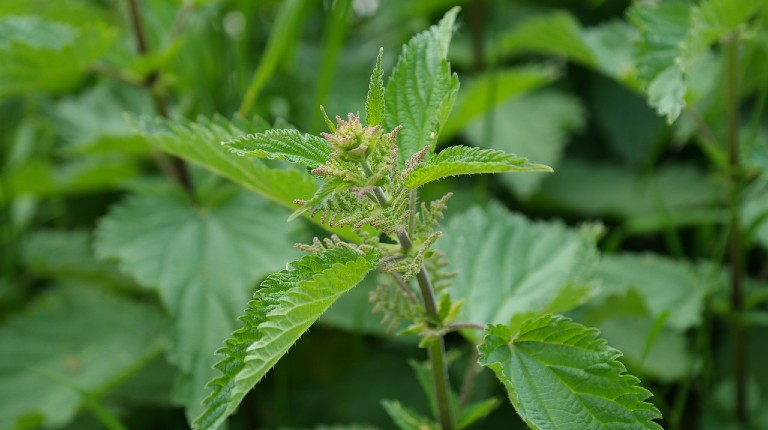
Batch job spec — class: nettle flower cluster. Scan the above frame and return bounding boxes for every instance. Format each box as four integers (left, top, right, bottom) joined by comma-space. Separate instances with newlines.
295, 111, 456, 330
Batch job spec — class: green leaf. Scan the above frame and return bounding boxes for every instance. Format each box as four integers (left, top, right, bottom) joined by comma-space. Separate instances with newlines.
193, 246, 378, 430
384, 7, 460, 166
405, 145, 552, 189
381, 400, 434, 430
365, 48, 386, 127
0, 158, 140, 205
534, 159, 723, 232
629, 1, 692, 123
136, 115, 316, 208
493, 13, 639, 85
598, 253, 712, 331
464, 90, 584, 197
441, 65, 560, 140
478, 315, 663, 430
0, 14, 116, 98
95, 187, 300, 421
681, 0, 764, 70
438, 203, 599, 340
581, 290, 697, 382
224, 128, 332, 169
21, 229, 134, 288
457, 398, 500, 430
0, 285, 164, 429
497, 12, 596, 66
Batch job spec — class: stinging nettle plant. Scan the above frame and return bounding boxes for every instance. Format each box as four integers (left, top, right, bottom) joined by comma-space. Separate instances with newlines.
192, 8, 662, 430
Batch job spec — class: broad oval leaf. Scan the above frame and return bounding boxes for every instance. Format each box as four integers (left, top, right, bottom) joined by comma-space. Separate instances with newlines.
384, 7, 460, 166
478, 315, 663, 430
438, 203, 599, 339
95, 186, 300, 421
193, 246, 379, 430
405, 145, 552, 189
224, 128, 332, 170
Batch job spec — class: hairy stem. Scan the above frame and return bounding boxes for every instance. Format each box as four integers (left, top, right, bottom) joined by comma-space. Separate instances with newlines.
724, 34, 746, 426
125, 0, 194, 198
361, 162, 456, 430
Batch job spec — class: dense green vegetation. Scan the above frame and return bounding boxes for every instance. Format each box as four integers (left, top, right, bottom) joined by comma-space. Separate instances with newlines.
1, 1, 767, 429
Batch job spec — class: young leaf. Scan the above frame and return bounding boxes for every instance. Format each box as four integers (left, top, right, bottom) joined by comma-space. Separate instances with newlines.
136, 115, 316, 208
224, 128, 332, 169
365, 47, 386, 126
478, 315, 663, 430
95, 187, 300, 421
194, 246, 379, 430
0, 285, 163, 429
384, 7, 460, 166
405, 145, 552, 189
438, 203, 599, 340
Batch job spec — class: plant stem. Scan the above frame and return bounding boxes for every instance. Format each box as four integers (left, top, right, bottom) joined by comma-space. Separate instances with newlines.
125, 0, 194, 198
361, 162, 456, 430
724, 33, 747, 426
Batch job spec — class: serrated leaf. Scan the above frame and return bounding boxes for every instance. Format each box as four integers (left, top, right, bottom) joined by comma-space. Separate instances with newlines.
438, 203, 599, 340
464, 90, 584, 197
0, 285, 164, 429
136, 115, 317, 208
629, 1, 691, 123
581, 290, 697, 382
478, 315, 663, 430
405, 146, 552, 189
193, 246, 379, 430
384, 7, 460, 166
224, 128, 332, 169
95, 187, 300, 421
365, 48, 386, 127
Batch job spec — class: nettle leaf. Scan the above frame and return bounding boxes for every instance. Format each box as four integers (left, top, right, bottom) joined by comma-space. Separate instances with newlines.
0, 14, 116, 98
439, 203, 599, 340
629, 1, 691, 123
384, 7, 460, 166
598, 253, 712, 331
223, 129, 331, 170
681, 0, 764, 70
0, 285, 164, 429
95, 187, 299, 421
493, 12, 639, 84
365, 47, 386, 127
136, 115, 316, 208
478, 315, 663, 430
405, 145, 552, 189
194, 246, 379, 430
464, 89, 584, 198
535, 159, 723, 232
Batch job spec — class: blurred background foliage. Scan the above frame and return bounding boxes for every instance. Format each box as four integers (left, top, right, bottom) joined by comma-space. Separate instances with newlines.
1, 0, 768, 429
